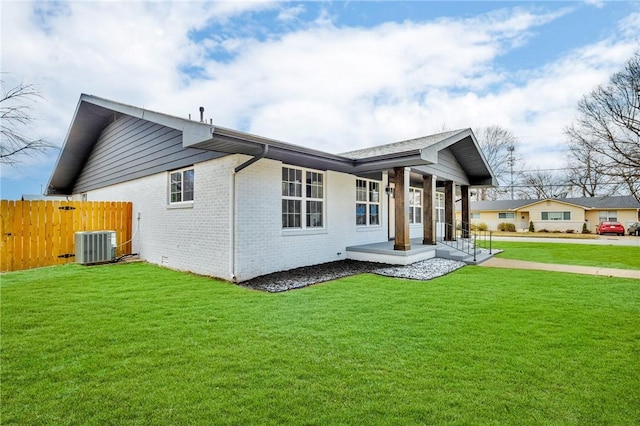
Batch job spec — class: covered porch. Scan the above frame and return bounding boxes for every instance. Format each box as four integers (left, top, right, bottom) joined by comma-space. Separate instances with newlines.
342, 129, 496, 257
343, 129, 497, 265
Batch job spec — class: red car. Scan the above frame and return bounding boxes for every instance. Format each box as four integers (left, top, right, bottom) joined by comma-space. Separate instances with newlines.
596, 221, 625, 236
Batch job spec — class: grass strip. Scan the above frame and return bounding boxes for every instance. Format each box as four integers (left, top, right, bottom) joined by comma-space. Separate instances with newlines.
493, 241, 640, 270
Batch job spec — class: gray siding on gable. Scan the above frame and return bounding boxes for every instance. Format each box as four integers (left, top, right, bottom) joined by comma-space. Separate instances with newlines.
413, 148, 470, 185
73, 115, 225, 194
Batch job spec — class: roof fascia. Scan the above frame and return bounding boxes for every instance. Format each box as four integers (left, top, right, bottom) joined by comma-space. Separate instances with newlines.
462, 129, 498, 186
45, 96, 85, 194
518, 198, 590, 210
191, 126, 442, 173
81, 94, 215, 146
421, 129, 498, 186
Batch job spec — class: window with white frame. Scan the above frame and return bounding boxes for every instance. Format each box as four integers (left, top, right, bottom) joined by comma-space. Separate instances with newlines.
470, 212, 481, 219
169, 167, 194, 204
356, 179, 380, 226
409, 187, 422, 224
498, 212, 515, 219
435, 192, 444, 222
598, 211, 617, 222
541, 211, 570, 221
282, 166, 324, 229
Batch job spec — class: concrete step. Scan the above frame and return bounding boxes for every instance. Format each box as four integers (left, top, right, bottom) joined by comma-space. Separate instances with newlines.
436, 244, 496, 265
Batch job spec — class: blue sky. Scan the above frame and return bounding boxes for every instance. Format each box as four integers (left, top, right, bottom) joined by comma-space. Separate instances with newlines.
1, 0, 639, 200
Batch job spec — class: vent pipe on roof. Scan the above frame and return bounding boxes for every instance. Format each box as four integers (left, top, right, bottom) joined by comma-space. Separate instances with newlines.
199, 106, 204, 122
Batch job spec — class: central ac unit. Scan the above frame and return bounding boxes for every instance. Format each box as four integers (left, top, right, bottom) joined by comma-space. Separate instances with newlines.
75, 231, 117, 265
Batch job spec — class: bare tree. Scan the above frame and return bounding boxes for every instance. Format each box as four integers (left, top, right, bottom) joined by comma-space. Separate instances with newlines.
517, 169, 567, 199
565, 136, 622, 197
564, 52, 640, 201
474, 125, 520, 200
1, 79, 55, 165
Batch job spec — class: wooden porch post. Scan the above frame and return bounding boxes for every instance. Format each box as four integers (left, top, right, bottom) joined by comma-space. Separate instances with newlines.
423, 174, 436, 245
394, 167, 411, 251
444, 181, 455, 241
461, 185, 470, 238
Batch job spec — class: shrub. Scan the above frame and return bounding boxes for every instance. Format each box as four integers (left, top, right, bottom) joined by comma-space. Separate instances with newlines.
582, 223, 590, 234
566, 229, 575, 234
498, 222, 516, 232
538, 229, 549, 233
529, 221, 535, 232
474, 223, 488, 231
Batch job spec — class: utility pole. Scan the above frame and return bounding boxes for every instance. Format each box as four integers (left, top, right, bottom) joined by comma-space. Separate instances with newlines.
507, 145, 515, 200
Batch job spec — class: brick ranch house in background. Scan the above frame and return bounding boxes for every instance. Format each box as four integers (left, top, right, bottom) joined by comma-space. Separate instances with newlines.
46, 94, 496, 282
459, 196, 640, 233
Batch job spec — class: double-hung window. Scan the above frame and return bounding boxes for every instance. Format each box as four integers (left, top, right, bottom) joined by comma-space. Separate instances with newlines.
542, 211, 570, 221
282, 166, 324, 229
169, 167, 194, 204
409, 187, 422, 224
498, 212, 515, 219
356, 179, 380, 226
598, 211, 617, 222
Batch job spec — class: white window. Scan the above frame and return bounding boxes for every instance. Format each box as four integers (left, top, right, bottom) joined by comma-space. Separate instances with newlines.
435, 192, 445, 222
170, 168, 194, 204
598, 211, 617, 222
470, 213, 481, 219
282, 166, 324, 229
356, 179, 380, 226
409, 187, 422, 224
498, 212, 515, 219
542, 211, 570, 221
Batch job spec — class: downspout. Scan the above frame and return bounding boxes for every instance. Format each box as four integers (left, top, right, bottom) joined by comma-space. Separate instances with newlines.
231, 144, 269, 282
235, 144, 269, 173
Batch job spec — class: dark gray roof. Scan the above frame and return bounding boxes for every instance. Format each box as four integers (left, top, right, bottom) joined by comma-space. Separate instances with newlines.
48, 94, 497, 195
341, 130, 464, 159
471, 196, 640, 211
566, 196, 640, 209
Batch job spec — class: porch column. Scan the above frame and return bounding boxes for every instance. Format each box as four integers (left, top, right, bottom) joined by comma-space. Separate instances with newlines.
394, 167, 411, 251
423, 174, 436, 245
444, 181, 456, 241
461, 185, 470, 238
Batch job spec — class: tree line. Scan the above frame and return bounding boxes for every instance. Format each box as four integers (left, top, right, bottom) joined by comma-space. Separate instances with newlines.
476, 52, 639, 202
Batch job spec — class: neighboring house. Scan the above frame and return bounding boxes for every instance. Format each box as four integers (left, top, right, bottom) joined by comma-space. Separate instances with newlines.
460, 196, 640, 233
46, 94, 496, 281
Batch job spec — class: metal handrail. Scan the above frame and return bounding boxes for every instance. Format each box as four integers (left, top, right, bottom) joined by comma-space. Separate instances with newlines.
435, 220, 492, 262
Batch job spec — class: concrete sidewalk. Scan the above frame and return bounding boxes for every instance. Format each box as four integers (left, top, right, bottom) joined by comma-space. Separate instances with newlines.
479, 257, 640, 279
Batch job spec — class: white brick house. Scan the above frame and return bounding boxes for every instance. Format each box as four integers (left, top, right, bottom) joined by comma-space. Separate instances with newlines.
47, 95, 496, 281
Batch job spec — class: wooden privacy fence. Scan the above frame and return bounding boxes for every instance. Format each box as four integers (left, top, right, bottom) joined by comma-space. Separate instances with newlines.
0, 200, 133, 272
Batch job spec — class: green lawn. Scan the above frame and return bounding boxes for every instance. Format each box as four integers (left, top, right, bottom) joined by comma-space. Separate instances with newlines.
2, 262, 639, 424
492, 241, 640, 270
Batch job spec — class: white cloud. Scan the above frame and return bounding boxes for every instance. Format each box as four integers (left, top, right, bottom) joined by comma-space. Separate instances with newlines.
277, 4, 305, 22
1, 1, 638, 199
